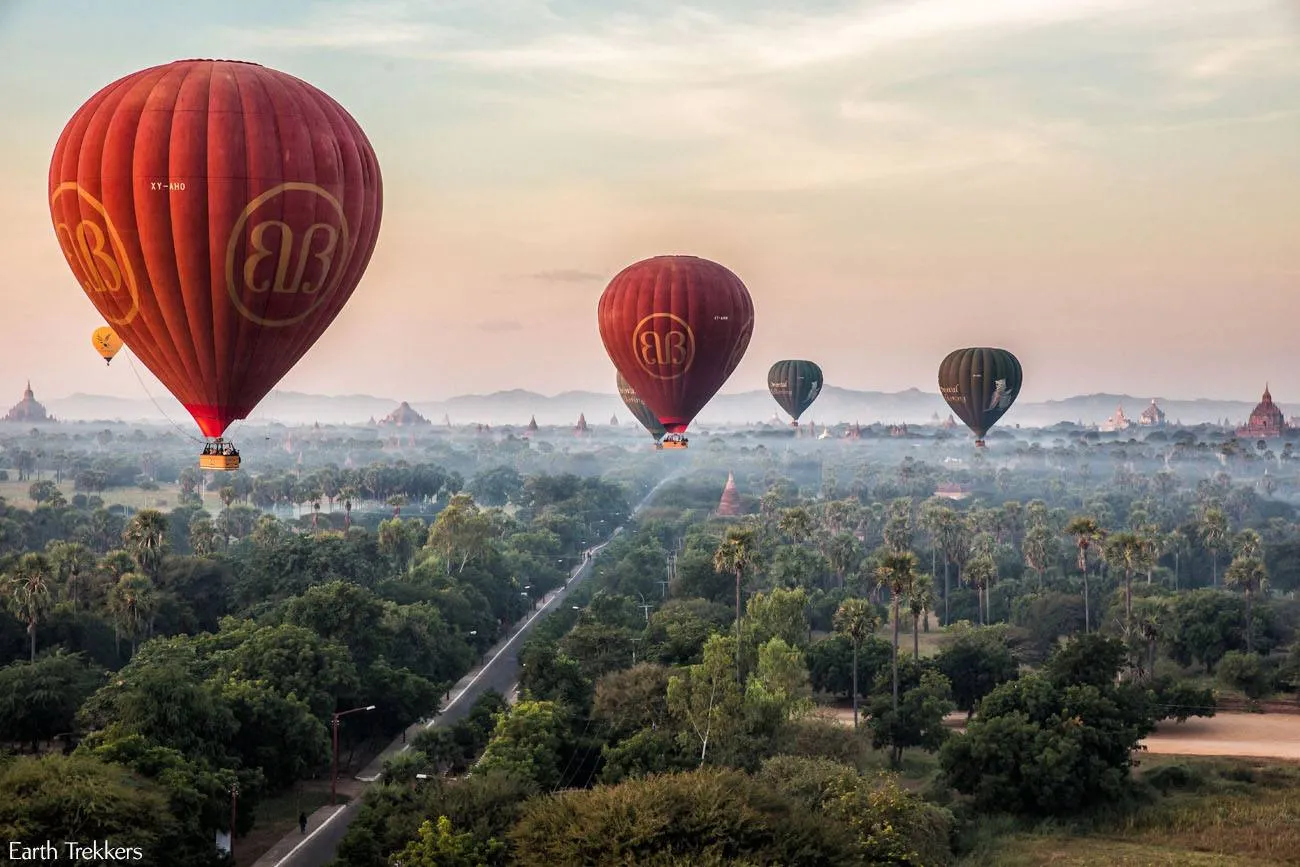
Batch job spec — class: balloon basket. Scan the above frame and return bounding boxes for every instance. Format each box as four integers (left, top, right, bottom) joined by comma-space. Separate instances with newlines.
661, 434, 688, 449
974, 439, 987, 449
200, 439, 241, 471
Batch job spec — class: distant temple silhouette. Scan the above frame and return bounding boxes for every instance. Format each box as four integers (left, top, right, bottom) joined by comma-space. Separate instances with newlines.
526, 415, 539, 432
379, 401, 430, 426
574, 413, 589, 435
717, 472, 741, 517
1237, 385, 1288, 439
1139, 399, 1166, 427
3, 381, 54, 423
609, 413, 619, 426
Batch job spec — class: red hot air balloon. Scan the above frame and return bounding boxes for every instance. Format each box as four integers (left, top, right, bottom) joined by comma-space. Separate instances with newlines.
49, 59, 383, 469
598, 256, 754, 449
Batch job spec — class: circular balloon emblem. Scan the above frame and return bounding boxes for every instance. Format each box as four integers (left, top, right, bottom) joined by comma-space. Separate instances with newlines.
632, 312, 697, 380
49, 59, 383, 439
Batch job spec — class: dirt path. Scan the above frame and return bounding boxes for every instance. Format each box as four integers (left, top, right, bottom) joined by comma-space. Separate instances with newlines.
818, 708, 1300, 760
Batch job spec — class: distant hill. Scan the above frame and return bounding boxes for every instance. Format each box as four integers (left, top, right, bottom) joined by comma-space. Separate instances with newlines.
32, 386, 1292, 429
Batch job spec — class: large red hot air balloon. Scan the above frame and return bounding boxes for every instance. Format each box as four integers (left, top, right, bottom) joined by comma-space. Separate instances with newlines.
49, 59, 383, 468
598, 256, 754, 448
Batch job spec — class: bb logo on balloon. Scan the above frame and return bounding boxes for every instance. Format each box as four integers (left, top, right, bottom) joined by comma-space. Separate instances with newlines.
49, 183, 140, 326
632, 313, 696, 380
225, 182, 352, 328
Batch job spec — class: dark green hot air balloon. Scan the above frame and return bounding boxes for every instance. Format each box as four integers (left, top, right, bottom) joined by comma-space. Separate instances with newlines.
937, 348, 1022, 447
768, 360, 824, 425
616, 372, 668, 442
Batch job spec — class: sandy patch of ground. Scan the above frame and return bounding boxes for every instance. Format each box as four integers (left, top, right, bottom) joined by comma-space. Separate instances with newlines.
817, 707, 1300, 760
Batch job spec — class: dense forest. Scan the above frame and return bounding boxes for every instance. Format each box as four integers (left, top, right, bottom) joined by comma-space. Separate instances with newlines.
2, 421, 1299, 865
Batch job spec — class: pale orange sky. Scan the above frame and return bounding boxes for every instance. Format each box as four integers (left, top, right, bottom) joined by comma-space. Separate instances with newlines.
1, 0, 1298, 405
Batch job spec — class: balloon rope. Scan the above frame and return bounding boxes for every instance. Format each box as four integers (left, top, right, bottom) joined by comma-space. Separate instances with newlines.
124, 351, 205, 445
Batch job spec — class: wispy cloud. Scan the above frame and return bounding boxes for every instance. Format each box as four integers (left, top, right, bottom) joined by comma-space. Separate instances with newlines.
223, 1, 458, 49
528, 269, 604, 283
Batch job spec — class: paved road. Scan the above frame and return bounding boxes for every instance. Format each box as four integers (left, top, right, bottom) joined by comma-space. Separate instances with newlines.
256, 477, 675, 867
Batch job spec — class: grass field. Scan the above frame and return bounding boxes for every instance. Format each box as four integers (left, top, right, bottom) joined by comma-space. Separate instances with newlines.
958, 757, 1300, 866
0, 479, 221, 512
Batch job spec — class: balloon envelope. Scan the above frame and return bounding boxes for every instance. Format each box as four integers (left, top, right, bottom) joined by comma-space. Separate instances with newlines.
768, 360, 823, 422
91, 326, 123, 363
937, 347, 1022, 444
597, 256, 754, 433
616, 372, 667, 441
50, 59, 383, 438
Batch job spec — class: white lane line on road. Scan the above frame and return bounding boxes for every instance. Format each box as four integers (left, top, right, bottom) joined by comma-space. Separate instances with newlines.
272, 804, 349, 867
395, 538, 617, 755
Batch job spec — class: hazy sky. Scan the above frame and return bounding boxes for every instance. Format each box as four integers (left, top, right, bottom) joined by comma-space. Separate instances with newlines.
2, 0, 1298, 405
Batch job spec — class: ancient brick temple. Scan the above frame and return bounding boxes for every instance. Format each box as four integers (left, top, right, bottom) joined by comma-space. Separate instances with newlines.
717, 472, 741, 517
2, 382, 54, 423
1237, 385, 1288, 439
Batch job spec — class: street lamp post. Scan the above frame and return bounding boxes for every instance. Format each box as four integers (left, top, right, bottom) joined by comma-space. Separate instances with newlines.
229, 781, 239, 859
331, 705, 376, 805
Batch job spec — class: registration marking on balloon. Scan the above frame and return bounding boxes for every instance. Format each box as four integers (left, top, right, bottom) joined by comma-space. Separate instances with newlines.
49, 183, 140, 326
225, 182, 351, 328
633, 313, 696, 380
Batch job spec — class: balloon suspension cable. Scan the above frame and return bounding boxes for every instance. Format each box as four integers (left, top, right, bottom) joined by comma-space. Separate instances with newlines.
124, 351, 205, 445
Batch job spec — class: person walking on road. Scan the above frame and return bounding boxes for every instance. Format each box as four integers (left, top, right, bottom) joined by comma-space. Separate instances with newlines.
299, 811, 308, 835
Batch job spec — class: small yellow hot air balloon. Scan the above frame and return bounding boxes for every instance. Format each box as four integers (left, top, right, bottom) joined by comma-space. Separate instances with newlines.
91, 326, 123, 365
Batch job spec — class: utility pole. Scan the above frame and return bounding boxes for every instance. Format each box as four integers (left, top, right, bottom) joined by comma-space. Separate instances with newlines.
229, 781, 239, 859
637, 593, 653, 624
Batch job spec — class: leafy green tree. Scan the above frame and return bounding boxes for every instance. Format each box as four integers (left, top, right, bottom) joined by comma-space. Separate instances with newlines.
941, 635, 1155, 816
667, 633, 744, 764
744, 586, 811, 652
0, 754, 175, 851
0, 651, 104, 751
122, 508, 169, 581
867, 666, 954, 766
1165, 590, 1247, 672
391, 816, 505, 867
592, 663, 671, 738
218, 679, 330, 789
217, 621, 360, 719
1066, 516, 1103, 632
477, 700, 570, 790
745, 637, 814, 734
509, 768, 858, 866
934, 626, 1019, 719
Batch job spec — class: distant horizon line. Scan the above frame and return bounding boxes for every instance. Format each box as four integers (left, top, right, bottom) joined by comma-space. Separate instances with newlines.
22, 383, 1288, 407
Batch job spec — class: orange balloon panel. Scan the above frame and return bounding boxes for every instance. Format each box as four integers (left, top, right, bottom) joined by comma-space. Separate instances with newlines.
49, 59, 383, 437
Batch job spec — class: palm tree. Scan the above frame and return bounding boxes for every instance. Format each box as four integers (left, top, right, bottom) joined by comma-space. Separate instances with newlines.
1233, 528, 1263, 562
5, 553, 53, 661
1199, 507, 1228, 587
45, 541, 95, 610
833, 598, 879, 728
108, 572, 157, 657
1103, 532, 1146, 637
1066, 516, 1103, 633
1021, 524, 1055, 590
713, 527, 757, 683
1224, 555, 1268, 653
875, 550, 919, 713
963, 554, 997, 626
908, 573, 936, 659
122, 509, 169, 581
777, 508, 814, 544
